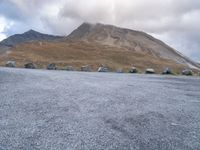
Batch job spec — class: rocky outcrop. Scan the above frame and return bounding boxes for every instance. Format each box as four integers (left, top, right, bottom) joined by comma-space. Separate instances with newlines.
5, 61, 16, 68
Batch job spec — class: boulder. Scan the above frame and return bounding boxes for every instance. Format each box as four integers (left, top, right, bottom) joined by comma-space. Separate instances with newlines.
162, 68, 172, 75
146, 68, 155, 74
47, 63, 57, 70
81, 65, 91, 72
5, 61, 16, 68
24, 63, 37, 69
65, 66, 75, 71
98, 65, 109, 72
129, 67, 138, 73
182, 69, 193, 76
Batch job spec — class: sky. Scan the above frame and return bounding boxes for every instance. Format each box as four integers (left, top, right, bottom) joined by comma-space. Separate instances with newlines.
0, 0, 200, 62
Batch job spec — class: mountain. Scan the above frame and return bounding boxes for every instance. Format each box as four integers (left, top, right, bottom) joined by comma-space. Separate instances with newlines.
0, 29, 63, 47
68, 23, 199, 69
0, 23, 199, 72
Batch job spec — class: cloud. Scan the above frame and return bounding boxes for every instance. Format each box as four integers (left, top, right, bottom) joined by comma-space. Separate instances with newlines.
0, 16, 11, 41
0, 0, 200, 62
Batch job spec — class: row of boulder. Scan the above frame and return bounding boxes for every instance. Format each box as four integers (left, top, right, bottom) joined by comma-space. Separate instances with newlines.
5, 61, 195, 76
129, 67, 173, 74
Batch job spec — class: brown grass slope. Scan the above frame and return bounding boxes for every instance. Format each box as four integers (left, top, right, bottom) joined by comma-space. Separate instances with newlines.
0, 23, 199, 73
0, 40, 186, 73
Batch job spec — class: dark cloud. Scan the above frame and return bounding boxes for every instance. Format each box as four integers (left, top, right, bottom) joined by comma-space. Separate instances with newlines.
0, 0, 25, 21
0, 0, 200, 62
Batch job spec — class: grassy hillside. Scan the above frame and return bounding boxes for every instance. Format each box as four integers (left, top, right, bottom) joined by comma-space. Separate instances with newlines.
0, 40, 186, 73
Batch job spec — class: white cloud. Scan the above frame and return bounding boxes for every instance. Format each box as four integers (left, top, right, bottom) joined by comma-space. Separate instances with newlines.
0, 16, 8, 41
0, 34, 6, 41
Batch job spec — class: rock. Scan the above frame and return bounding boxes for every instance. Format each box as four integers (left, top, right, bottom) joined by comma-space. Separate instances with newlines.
81, 65, 91, 72
98, 67, 109, 72
146, 68, 155, 74
24, 63, 37, 69
98, 65, 109, 72
182, 69, 193, 76
129, 67, 138, 73
5, 61, 16, 68
47, 63, 57, 70
162, 68, 172, 75
65, 66, 75, 71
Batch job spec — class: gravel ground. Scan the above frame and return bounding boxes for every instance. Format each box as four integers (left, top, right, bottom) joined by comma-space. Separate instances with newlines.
0, 67, 200, 150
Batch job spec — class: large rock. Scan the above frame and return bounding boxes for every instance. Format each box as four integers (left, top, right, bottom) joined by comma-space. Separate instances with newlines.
65, 66, 75, 71
81, 65, 91, 72
98, 65, 109, 72
5, 61, 16, 68
162, 68, 172, 75
146, 68, 155, 74
24, 63, 37, 69
47, 63, 57, 70
182, 69, 193, 76
129, 67, 138, 73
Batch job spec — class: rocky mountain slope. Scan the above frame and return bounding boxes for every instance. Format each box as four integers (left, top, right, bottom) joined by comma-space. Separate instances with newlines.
68, 23, 199, 69
0, 23, 199, 72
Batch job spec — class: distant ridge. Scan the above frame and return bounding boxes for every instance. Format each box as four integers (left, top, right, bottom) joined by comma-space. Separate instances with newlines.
0, 29, 63, 47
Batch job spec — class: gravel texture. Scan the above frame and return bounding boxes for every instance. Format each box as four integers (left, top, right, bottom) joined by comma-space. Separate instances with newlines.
0, 67, 200, 150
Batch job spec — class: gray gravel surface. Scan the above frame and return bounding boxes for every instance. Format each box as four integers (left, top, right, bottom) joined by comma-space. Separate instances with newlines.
0, 67, 200, 150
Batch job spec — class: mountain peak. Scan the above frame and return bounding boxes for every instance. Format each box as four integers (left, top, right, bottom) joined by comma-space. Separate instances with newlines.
79, 22, 115, 29
67, 22, 130, 40
27, 29, 36, 32
0, 29, 63, 47
24, 29, 42, 35
67, 22, 93, 39
80, 22, 93, 26
26, 29, 37, 33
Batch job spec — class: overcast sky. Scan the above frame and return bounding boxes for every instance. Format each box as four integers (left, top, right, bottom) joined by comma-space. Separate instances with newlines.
0, 0, 200, 62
